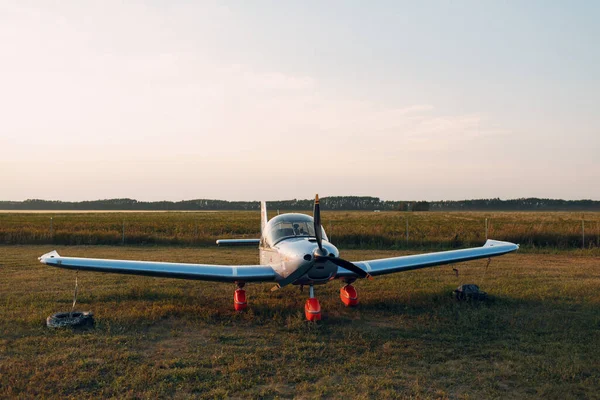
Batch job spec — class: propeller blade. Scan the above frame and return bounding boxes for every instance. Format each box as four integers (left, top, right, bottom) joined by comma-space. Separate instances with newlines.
317, 256, 373, 280
271, 262, 314, 291
313, 194, 323, 252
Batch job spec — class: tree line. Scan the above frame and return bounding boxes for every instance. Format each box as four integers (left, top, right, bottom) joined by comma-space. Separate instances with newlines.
1, 197, 599, 211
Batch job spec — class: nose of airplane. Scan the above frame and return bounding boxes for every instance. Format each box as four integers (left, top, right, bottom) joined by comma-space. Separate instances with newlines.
311, 241, 339, 259
277, 239, 339, 264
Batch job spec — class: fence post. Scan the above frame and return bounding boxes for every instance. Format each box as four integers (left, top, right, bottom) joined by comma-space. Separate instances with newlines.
582, 218, 585, 249
50, 217, 53, 236
485, 218, 488, 240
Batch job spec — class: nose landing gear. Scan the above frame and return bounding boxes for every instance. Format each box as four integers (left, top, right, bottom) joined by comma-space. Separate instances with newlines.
304, 285, 321, 321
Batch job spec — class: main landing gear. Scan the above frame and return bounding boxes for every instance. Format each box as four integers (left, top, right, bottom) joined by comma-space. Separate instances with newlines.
237, 282, 358, 320
234, 282, 247, 311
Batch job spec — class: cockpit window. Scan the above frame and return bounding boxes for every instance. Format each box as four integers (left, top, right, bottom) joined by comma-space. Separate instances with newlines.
270, 221, 315, 243
264, 213, 328, 246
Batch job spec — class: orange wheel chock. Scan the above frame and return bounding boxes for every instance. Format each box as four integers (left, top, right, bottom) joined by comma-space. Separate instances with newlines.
234, 289, 247, 311
304, 298, 321, 321
340, 285, 359, 307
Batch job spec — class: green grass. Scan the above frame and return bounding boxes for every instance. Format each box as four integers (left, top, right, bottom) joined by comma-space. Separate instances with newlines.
1, 245, 599, 398
1, 211, 600, 250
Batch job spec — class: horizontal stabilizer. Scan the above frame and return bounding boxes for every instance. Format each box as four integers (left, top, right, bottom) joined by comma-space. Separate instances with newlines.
216, 239, 260, 246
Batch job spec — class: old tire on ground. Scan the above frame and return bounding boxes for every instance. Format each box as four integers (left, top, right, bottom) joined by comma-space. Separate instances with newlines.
46, 311, 94, 329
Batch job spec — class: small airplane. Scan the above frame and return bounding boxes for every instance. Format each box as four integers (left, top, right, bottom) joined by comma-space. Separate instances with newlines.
39, 195, 519, 321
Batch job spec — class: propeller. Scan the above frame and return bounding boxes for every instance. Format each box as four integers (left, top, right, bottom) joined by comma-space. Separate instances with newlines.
313, 194, 324, 253
314, 255, 373, 280
272, 194, 372, 291
312, 194, 372, 280
271, 261, 315, 291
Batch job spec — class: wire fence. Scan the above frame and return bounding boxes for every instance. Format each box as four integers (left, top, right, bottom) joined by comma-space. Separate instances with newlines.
0, 211, 598, 250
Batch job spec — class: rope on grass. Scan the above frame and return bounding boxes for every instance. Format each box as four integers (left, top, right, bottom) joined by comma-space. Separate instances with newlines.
46, 271, 94, 329
70, 271, 78, 317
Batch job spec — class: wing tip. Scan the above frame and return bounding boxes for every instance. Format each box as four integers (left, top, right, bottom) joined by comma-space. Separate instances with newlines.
484, 239, 519, 251
39, 250, 60, 264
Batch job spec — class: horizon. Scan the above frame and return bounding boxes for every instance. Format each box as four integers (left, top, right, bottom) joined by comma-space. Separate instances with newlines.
3, 195, 599, 203
1, 1, 599, 201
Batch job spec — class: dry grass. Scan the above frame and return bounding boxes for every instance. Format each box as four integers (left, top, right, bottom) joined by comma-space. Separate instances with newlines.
1, 245, 599, 398
1, 211, 600, 250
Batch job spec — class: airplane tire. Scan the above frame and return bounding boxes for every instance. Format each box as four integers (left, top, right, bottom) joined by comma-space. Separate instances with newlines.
46, 311, 94, 329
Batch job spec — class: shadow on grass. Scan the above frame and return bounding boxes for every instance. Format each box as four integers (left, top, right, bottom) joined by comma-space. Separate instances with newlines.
37, 283, 600, 345
91, 287, 202, 303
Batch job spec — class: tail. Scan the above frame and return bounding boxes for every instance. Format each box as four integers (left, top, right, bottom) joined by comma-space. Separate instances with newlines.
261, 201, 268, 234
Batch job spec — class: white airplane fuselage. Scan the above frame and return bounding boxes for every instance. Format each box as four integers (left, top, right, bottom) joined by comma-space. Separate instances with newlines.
259, 237, 340, 285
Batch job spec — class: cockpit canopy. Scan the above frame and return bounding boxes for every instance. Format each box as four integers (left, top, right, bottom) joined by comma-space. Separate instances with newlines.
263, 213, 328, 246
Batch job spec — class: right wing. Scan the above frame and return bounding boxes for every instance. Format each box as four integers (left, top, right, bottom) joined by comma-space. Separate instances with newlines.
336, 239, 519, 279
39, 250, 276, 282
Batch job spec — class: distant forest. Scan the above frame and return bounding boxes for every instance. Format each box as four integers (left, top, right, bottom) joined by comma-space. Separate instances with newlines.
1, 197, 599, 211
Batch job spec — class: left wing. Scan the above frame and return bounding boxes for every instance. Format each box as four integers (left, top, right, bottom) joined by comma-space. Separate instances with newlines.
336, 239, 518, 279
39, 250, 277, 282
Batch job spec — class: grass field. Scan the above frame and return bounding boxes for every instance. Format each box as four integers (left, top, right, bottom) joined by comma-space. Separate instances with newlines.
1, 245, 599, 398
1, 211, 600, 250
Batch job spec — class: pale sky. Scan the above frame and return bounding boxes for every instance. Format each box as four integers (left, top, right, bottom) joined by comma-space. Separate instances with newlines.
1, 1, 599, 201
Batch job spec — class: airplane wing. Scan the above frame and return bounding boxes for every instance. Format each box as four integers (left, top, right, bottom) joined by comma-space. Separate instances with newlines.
336, 240, 519, 279
39, 251, 277, 282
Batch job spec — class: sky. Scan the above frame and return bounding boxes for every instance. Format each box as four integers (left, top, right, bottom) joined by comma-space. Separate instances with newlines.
1, 1, 599, 201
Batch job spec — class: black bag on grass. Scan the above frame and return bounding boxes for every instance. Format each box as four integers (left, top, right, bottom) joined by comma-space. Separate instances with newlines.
453, 284, 487, 301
